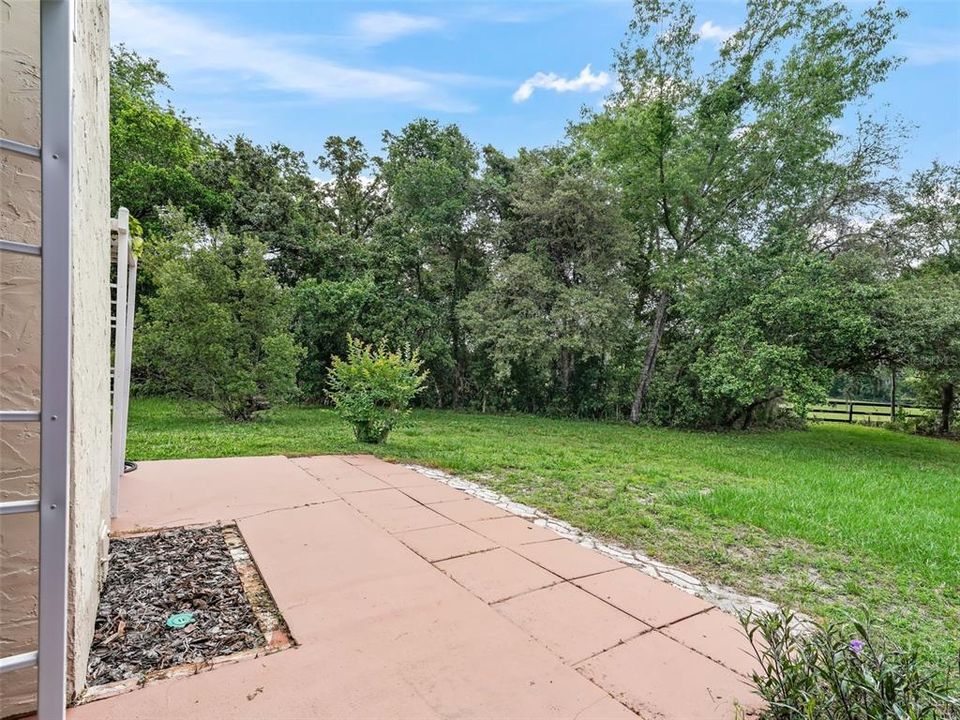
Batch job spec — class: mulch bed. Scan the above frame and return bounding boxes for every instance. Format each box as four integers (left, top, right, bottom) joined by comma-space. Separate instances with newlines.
86, 526, 266, 686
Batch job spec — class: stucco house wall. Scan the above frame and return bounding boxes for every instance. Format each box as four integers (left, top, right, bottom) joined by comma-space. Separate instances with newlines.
66, 0, 113, 704
1, 2, 43, 714
0, 0, 111, 716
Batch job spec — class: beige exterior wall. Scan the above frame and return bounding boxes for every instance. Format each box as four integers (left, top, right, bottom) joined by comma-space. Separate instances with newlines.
0, 0, 111, 716
66, 0, 112, 704
1, 2, 43, 714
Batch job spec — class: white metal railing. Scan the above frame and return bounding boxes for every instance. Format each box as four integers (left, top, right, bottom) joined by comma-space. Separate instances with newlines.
0, 239, 42, 255
0, 2, 72, 718
0, 136, 42, 158
0, 410, 42, 421
0, 499, 42, 515
0, 650, 40, 673
110, 208, 138, 518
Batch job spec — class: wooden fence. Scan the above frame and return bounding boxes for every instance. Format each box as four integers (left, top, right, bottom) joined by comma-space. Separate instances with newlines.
805, 399, 937, 424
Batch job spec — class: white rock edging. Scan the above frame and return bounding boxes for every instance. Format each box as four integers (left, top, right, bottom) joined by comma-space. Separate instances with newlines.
405, 463, 782, 618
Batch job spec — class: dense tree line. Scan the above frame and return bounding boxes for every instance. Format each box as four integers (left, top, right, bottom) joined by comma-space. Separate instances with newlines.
122, 0, 959, 433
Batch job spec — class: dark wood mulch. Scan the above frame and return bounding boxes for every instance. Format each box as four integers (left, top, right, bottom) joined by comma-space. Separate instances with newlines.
86, 526, 265, 686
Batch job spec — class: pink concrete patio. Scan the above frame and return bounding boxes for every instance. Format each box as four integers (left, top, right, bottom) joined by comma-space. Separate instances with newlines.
66, 454, 763, 719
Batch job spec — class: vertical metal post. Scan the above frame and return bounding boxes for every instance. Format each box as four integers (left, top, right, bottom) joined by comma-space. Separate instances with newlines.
110, 209, 129, 517
38, 0, 72, 717
118, 251, 138, 482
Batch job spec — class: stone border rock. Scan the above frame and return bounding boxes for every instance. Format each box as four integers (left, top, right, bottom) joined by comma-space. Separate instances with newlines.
405, 463, 782, 619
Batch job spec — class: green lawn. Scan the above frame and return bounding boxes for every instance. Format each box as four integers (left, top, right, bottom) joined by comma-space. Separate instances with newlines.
128, 398, 960, 676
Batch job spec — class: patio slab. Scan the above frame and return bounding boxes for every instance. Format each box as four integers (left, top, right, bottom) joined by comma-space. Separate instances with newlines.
662, 607, 762, 677
573, 566, 714, 627
292, 455, 390, 493
400, 482, 473, 505
577, 631, 763, 719
395, 523, 498, 562
496, 582, 649, 665
359, 502, 454, 534
431, 497, 511, 523
340, 486, 419, 512
436, 547, 562, 603
515, 538, 625, 579
112, 455, 338, 533
464, 514, 559, 546
372, 468, 440, 488
66, 454, 763, 719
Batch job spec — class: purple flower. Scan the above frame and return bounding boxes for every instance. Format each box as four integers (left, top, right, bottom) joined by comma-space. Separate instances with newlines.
849, 639, 865, 655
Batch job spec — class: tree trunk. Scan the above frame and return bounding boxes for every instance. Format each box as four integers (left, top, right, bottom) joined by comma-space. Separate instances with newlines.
559, 349, 574, 396
889, 363, 897, 423
939, 381, 955, 435
728, 393, 782, 430
450, 254, 464, 408
451, 317, 463, 407
630, 290, 670, 423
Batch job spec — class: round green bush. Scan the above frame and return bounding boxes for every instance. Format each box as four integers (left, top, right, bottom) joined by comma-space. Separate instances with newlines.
327, 336, 428, 444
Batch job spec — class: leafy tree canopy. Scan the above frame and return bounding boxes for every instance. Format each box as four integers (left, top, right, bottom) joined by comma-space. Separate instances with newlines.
135, 210, 304, 420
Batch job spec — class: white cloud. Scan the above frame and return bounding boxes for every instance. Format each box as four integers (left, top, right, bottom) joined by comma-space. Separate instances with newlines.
513, 64, 612, 103
351, 11, 444, 47
899, 37, 960, 66
698, 20, 735, 43
111, 0, 474, 112
462, 5, 546, 24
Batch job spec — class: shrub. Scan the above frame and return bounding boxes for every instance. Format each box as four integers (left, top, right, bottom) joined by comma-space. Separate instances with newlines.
327, 336, 427, 443
743, 610, 959, 719
135, 211, 305, 420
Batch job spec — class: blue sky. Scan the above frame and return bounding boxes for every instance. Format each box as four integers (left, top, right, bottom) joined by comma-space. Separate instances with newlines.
112, 1, 959, 175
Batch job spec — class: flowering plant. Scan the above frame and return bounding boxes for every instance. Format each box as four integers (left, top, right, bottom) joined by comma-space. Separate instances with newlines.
742, 610, 958, 719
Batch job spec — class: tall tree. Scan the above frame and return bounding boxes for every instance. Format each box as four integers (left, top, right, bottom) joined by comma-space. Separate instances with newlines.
663, 238, 883, 428
199, 136, 322, 285
894, 270, 960, 435
291, 277, 376, 401
883, 163, 960, 434
134, 210, 305, 420
892, 162, 960, 261
315, 135, 388, 243
376, 119, 485, 405
109, 46, 224, 230
584, 0, 905, 422
461, 147, 633, 415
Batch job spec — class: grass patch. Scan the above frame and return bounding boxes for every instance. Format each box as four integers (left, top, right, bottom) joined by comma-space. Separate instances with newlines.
128, 397, 960, 678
